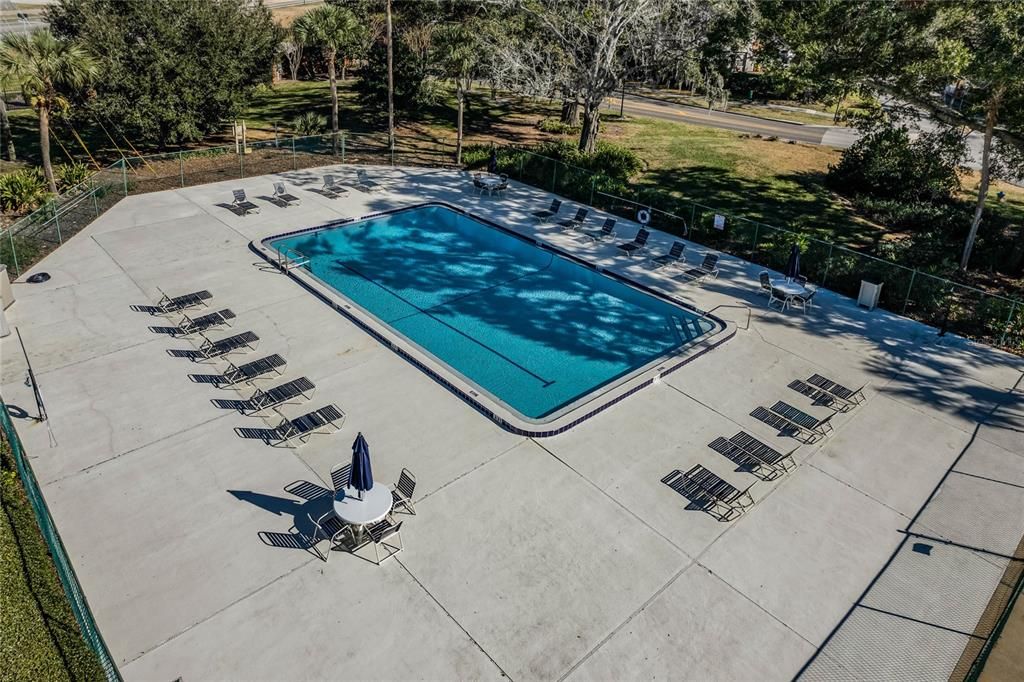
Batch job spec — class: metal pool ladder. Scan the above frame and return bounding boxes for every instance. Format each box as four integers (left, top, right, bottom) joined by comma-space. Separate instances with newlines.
277, 247, 310, 271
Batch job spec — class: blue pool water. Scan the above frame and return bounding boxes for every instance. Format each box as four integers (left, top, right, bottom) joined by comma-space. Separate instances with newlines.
268, 205, 716, 420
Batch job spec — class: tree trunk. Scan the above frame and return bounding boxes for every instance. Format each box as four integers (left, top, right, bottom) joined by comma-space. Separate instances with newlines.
39, 106, 56, 194
385, 0, 395, 153
0, 95, 14, 161
578, 103, 600, 153
290, 46, 302, 80
560, 98, 579, 126
455, 88, 464, 165
341, 58, 346, 81
327, 52, 339, 134
960, 93, 1001, 271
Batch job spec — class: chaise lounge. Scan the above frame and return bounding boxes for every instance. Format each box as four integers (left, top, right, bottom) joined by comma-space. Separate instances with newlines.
708, 431, 797, 480
243, 377, 316, 415
531, 199, 562, 222
616, 228, 650, 257
214, 354, 287, 387
265, 404, 346, 448
649, 241, 686, 269
231, 189, 261, 215
661, 465, 753, 522
751, 400, 835, 443
677, 253, 720, 284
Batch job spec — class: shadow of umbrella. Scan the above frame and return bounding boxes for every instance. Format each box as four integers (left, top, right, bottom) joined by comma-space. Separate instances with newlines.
229, 483, 335, 557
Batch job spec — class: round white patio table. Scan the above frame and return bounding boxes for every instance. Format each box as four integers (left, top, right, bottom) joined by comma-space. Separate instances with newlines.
333, 483, 392, 542
771, 280, 808, 297
477, 174, 503, 195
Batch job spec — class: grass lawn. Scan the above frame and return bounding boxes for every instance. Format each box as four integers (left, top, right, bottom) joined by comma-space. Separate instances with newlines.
1, 434, 105, 682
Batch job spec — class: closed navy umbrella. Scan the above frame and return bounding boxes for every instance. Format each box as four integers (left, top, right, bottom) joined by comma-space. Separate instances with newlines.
350, 432, 373, 500
785, 244, 801, 281
487, 146, 498, 174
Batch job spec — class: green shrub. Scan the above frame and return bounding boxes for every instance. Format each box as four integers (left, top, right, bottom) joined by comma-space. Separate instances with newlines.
0, 168, 49, 213
293, 112, 326, 136
537, 118, 578, 135
827, 124, 964, 204
56, 162, 92, 190
590, 142, 642, 180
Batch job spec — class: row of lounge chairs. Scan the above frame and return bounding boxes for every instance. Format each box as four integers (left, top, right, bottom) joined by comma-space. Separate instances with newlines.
529, 199, 721, 284
662, 373, 865, 522
225, 170, 385, 216
751, 375, 866, 443
135, 288, 345, 447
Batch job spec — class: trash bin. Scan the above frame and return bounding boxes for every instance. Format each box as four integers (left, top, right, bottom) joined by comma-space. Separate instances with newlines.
858, 280, 883, 310
0, 264, 13, 310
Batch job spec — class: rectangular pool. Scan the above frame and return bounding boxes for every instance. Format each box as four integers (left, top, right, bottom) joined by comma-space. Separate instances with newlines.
264, 204, 723, 428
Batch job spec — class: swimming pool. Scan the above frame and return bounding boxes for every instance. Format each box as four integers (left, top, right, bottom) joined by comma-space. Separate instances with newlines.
262, 203, 728, 432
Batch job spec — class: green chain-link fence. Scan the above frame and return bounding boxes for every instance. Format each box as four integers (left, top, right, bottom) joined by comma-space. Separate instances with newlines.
2, 135, 1023, 353
0, 397, 121, 681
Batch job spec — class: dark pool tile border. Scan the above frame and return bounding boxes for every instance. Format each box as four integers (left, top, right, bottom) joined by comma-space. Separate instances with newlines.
252, 201, 734, 437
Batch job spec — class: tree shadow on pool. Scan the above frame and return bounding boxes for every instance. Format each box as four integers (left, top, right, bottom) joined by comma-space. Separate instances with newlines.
272, 217, 707, 378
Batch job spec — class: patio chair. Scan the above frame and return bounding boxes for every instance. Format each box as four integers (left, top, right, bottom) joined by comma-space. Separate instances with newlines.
243, 377, 316, 415
794, 275, 808, 286
531, 199, 562, 222
678, 253, 720, 284
557, 208, 589, 232
472, 174, 487, 195
650, 241, 686, 269
231, 189, 261, 215
354, 169, 381, 193
616, 228, 650, 257
787, 379, 850, 412
308, 510, 356, 562
145, 288, 212, 315
331, 463, 353, 494
321, 175, 350, 198
192, 330, 259, 361
173, 309, 235, 337
661, 466, 753, 522
790, 288, 816, 313
273, 182, 301, 206
807, 374, 866, 405
758, 271, 772, 297
494, 174, 509, 196
768, 286, 796, 311
579, 217, 617, 242
366, 517, 404, 565
267, 404, 346, 448
751, 401, 834, 443
391, 468, 417, 515
216, 354, 287, 387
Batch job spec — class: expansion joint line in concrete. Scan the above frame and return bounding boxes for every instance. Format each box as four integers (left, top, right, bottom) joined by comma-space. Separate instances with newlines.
395, 558, 512, 680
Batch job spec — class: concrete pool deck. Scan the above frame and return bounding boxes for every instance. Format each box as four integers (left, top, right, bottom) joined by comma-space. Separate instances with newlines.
2, 165, 1022, 680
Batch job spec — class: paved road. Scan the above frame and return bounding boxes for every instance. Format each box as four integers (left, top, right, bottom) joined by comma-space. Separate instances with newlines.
605, 93, 859, 148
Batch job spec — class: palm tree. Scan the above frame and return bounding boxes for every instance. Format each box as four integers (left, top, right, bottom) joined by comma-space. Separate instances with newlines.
436, 25, 478, 165
0, 30, 97, 194
293, 4, 358, 137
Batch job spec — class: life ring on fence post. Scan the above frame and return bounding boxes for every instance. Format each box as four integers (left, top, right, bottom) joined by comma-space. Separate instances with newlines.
637, 208, 651, 225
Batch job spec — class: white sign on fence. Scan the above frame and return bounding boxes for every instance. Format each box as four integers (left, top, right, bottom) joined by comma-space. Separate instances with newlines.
713, 214, 726, 230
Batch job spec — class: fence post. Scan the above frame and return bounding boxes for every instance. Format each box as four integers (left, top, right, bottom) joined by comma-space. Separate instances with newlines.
291, 136, 297, 170
752, 222, 760, 251
590, 176, 596, 205
7, 227, 19, 276
121, 159, 128, 197
551, 163, 557, 192
92, 188, 99, 217
178, 151, 185, 188
53, 205, 62, 244
690, 204, 696, 233
239, 147, 244, 178
1000, 301, 1017, 347
902, 269, 918, 315
341, 132, 346, 163
822, 244, 834, 286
